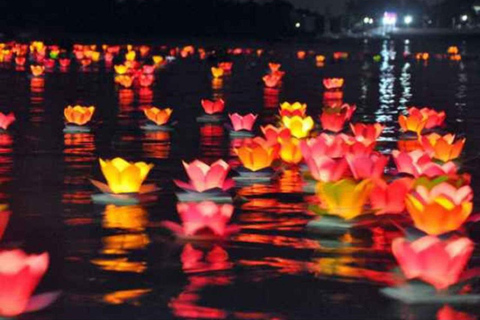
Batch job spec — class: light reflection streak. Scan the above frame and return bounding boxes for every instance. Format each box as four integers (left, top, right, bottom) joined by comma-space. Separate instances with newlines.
376, 40, 397, 140
90, 205, 149, 273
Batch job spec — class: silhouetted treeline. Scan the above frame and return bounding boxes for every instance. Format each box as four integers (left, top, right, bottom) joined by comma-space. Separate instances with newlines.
0, 0, 316, 38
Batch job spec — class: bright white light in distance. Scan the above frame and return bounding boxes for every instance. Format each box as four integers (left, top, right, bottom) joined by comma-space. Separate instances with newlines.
295, 22, 301, 28
364, 17, 374, 24
382, 12, 397, 26
461, 15, 468, 22
404, 15, 413, 25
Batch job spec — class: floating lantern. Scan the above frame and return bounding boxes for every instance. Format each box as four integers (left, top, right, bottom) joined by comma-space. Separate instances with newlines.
281, 115, 314, 139
115, 75, 134, 88
139, 74, 154, 87
142, 65, 155, 75
163, 201, 237, 239
297, 51, 306, 59
0, 112, 15, 131
15, 56, 26, 66
333, 52, 349, 60
405, 178, 472, 235
263, 73, 281, 88
201, 99, 224, 115
398, 112, 428, 135
218, 62, 233, 72
350, 123, 384, 144
303, 154, 348, 182
316, 178, 372, 220
320, 104, 356, 133
392, 150, 457, 177
114, 64, 128, 75
211, 66, 224, 78
447, 46, 459, 55
143, 107, 173, 129
91, 158, 155, 199
279, 102, 306, 118
316, 55, 326, 63
174, 159, 234, 193
59, 58, 71, 68
407, 107, 445, 129
300, 133, 374, 159
420, 133, 465, 162
228, 113, 257, 134
260, 125, 291, 145
30, 65, 45, 77
280, 138, 303, 165
346, 152, 388, 180
125, 50, 136, 61
235, 137, 279, 171
323, 78, 344, 90
152, 55, 164, 65
392, 236, 473, 290
0, 250, 58, 317
64, 105, 94, 126
369, 178, 413, 215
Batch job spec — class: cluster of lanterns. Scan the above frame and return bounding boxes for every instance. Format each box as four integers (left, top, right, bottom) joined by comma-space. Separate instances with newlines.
0, 39, 476, 316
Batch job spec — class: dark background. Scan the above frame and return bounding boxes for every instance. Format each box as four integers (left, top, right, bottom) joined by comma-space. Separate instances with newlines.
0, 0, 479, 39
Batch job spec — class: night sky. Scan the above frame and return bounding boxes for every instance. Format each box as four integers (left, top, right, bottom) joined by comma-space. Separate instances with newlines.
238, 0, 444, 15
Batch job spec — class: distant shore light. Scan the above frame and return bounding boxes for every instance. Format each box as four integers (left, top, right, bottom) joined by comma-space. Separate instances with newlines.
404, 15, 413, 25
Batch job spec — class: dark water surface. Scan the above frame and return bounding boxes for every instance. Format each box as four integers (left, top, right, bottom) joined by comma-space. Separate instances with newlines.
1, 38, 480, 320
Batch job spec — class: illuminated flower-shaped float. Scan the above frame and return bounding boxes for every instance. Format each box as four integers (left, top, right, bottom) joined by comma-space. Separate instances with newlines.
0, 250, 59, 317
197, 98, 225, 123
0, 112, 15, 131
63, 105, 95, 133
369, 178, 413, 215
309, 178, 373, 231
174, 159, 234, 202
279, 138, 303, 165
350, 123, 384, 144
90, 157, 157, 205
211, 66, 224, 79
30, 65, 45, 77
234, 137, 280, 184
419, 133, 465, 163
228, 113, 257, 137
282, 115, 314, 139
279, 102, 307, 118
320, 104, 356, 133
322, 78, 344, 101
162, 201, 238, 240
381, 235, 480, 303
323, 78, 344, 90
142, 107, 173, 131
405, 177, 472, 235
392, 150, 458, 177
